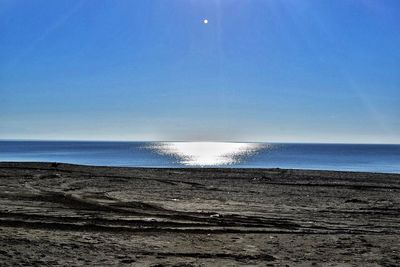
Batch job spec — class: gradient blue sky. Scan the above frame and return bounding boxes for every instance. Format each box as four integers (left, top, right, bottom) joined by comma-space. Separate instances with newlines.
1, 0, 399, 143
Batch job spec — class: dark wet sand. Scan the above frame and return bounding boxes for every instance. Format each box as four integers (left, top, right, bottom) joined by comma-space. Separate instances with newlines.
0, 162, 399, 266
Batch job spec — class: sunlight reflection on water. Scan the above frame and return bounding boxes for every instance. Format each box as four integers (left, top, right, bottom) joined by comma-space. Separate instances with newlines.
148, 142, 266, 166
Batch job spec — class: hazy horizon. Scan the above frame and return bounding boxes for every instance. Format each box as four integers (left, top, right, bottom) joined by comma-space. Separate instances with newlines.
1, 1, 399, 144
1, 139, 400, 146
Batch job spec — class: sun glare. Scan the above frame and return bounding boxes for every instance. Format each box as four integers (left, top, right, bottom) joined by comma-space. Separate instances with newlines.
149, 142, 265, 166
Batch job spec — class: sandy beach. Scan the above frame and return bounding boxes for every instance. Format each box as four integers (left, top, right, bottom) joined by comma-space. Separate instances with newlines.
0, 162, 399, 266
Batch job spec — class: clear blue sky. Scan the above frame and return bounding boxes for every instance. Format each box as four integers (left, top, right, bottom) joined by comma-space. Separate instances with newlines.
1, 0, 399, 143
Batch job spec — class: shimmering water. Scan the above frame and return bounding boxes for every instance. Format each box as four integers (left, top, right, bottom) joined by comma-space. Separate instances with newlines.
0, 141, 399, 173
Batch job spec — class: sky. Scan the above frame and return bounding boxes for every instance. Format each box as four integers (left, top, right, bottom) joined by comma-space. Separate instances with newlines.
1, 0, 399, 143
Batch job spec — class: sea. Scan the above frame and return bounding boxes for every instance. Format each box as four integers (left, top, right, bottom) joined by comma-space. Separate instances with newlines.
0, 141, 399, 173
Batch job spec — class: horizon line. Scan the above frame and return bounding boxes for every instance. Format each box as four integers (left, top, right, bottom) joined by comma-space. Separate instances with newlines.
0, 138, 399, 146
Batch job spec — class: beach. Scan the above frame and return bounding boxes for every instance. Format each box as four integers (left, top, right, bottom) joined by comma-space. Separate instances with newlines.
0, 162, 399, 266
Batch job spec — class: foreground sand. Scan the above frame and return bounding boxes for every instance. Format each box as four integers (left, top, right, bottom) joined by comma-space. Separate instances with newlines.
0, 162, 399, 266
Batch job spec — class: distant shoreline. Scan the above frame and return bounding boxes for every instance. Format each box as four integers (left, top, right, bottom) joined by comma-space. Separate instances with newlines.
0, 161, 400, 178
0, 160, 399, 175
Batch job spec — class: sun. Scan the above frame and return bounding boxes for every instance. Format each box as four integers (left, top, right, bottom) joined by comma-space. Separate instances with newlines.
203, 19, 208, 24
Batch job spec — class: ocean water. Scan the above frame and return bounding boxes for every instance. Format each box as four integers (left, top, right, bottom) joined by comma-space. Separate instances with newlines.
0, 141, 399, 173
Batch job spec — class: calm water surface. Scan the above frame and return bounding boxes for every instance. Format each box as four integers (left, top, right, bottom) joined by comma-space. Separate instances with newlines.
0, 141, 399, 173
